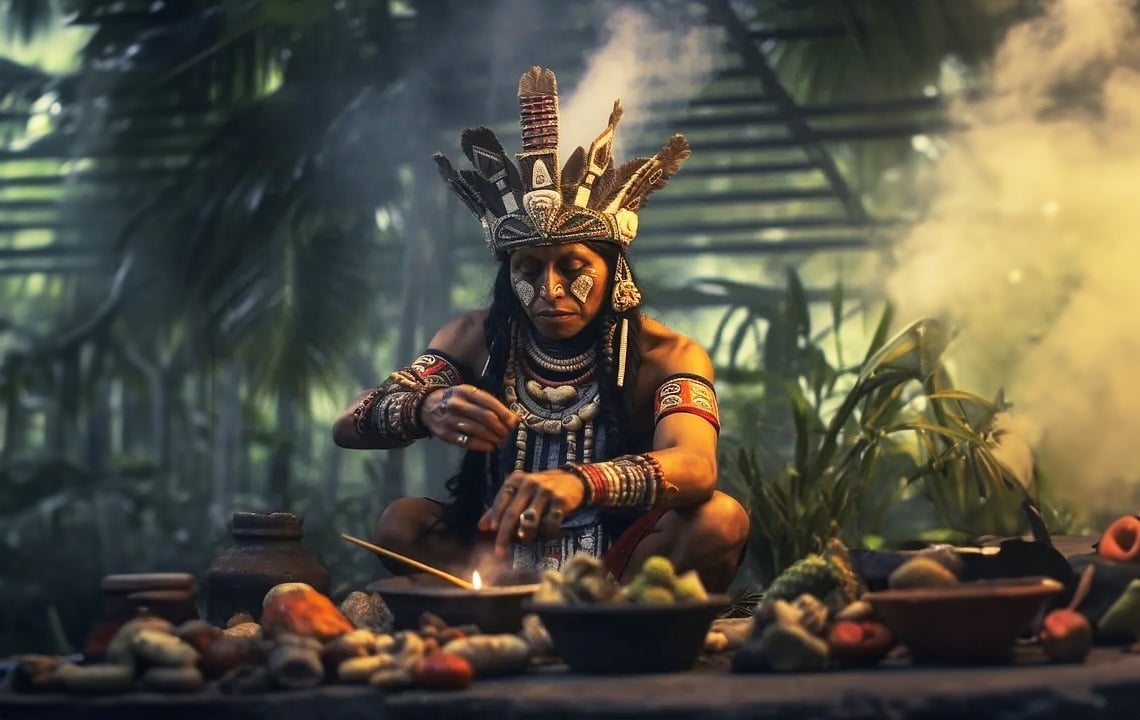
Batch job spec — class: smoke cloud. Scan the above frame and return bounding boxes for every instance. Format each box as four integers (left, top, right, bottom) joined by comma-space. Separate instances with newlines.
885, 0, 1140, 519
557, 4, 719, 158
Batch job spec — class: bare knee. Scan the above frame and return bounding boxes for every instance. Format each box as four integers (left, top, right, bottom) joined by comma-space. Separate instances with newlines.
691, 490, 750, 555
673, 490, 750, 591
375, 497, 443, 556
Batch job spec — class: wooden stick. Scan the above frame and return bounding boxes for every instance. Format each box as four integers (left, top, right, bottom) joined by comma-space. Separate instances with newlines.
339, 533, 475, 590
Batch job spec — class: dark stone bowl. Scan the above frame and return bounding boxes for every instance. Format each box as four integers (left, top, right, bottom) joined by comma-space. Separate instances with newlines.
368, 574, 539, 634
866, 576, 1064, 664
524, 596, 731, 674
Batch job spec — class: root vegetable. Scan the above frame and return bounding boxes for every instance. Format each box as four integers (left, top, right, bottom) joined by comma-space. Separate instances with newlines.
369, 667, 414, 689
55, 664, 134, 694
142, 666, 204, 693
132, 629, 199, 667
11, 655, 66, 693
106, 616, 174, 668
338, 654, 395, 683
267, 645, 324, 689
442, 634, 530, 677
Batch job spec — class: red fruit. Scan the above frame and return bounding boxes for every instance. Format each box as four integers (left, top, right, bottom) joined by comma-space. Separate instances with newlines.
413, 652, 474, 690
1040, 609, 1092, 663
1098, 516, 1140, 562
828, 620, 894, 666
828, 621, 865, 648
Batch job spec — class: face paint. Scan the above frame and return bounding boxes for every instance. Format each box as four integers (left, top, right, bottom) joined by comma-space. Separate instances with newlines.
514, 279, 536, 307
570, 274, 594, 304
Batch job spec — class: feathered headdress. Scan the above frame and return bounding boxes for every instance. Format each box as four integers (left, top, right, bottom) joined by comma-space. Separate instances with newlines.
433, 65, 691, 318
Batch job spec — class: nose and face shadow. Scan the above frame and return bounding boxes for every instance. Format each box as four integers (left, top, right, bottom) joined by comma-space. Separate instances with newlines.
509, 243, 611, 340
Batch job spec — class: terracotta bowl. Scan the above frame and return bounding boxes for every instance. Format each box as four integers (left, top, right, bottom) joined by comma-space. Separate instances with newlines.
523, 596, 731, 674
865, 576, 1064, 664
368, 573, 539, 634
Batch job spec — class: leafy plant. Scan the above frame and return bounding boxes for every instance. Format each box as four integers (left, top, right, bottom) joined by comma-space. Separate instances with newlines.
717, 268, 1034, 586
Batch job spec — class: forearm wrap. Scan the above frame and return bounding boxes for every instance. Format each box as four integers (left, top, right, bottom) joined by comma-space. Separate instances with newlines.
564, 454, 670, 509
351, 352, 464, 446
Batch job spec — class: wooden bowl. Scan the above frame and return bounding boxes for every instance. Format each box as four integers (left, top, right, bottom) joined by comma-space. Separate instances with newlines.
524, 596, 731, 674
368, 573, 539, 634
865, 576, 1064, 664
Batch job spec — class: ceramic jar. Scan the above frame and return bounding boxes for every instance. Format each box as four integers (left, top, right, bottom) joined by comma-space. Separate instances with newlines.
203, 512, 330, 625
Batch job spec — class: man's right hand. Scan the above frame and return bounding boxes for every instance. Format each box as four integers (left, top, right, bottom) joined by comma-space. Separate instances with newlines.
419, 384, 520, 452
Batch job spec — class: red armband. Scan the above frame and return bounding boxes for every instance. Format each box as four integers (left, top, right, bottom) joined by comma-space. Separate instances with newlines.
654, 374, 720, 433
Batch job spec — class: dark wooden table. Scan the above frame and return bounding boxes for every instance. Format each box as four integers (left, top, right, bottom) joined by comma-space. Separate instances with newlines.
3, 647, 1139, 720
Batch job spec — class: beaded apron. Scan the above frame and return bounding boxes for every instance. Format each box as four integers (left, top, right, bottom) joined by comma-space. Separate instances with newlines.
486, 325, 619, 571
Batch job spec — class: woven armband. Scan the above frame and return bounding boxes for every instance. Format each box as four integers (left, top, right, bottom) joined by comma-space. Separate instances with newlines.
351, 351, 464, 446
653, 373, 720, 434
564, 454, 672, 509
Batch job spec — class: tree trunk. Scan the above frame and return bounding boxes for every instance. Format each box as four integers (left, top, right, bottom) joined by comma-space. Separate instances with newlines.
265, 391, 295, 510
211, 364, 240, 526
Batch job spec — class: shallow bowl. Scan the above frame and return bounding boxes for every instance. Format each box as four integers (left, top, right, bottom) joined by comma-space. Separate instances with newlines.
864, 576, 1064, 664
369, 573, 539, 634
524, 596, 731, 674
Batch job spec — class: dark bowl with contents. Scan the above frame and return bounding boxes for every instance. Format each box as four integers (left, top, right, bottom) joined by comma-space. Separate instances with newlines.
368, 570, 540, 634
524, 595, 731, 674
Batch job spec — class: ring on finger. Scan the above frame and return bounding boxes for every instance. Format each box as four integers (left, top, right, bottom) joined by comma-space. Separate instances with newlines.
456, 433, 469, 448
545, 507, 564, 523
519, 507, 540, 528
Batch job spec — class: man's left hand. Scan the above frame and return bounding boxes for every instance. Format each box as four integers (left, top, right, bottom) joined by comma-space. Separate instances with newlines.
478, 469, 586, 557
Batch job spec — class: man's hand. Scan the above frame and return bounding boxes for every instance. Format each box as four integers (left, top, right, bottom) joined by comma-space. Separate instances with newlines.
419, 384, 519, 451
479, 469, 587, 558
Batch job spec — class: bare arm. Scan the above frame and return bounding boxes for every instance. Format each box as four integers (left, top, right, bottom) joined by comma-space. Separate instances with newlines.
642, 339, 719, 508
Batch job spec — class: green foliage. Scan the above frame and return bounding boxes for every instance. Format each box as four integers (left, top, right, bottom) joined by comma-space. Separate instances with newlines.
717, 269, 1035, 586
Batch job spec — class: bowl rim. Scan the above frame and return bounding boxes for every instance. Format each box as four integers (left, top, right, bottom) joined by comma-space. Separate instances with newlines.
864, 575, 1064, 603
522, 594, 732, 614
370, 582, 541, 598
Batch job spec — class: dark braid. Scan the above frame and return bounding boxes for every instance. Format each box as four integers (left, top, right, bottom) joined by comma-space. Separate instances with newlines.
444, 243, 648, 539
444, 262, 517, 540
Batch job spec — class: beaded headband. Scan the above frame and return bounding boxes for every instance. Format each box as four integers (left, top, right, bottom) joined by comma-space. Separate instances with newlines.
432, 66, 691, 315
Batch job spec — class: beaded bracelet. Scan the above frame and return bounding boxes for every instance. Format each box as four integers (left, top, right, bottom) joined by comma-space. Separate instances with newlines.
563, 453, 667, 509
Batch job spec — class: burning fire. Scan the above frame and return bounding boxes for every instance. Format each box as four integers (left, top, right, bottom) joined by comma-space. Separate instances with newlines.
472, 570, 483, 590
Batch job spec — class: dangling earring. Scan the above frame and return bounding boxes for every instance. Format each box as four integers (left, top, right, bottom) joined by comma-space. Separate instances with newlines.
610, 254, 641, 389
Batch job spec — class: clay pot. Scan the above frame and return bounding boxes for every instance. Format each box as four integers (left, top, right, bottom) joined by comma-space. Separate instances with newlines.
203, 512, 329, 626
101, 573, 199, 626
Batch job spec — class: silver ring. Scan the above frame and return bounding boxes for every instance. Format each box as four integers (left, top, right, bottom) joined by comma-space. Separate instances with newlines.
519, 507, 540, 528
456, 433, 468, 447
545, 508, 564, 523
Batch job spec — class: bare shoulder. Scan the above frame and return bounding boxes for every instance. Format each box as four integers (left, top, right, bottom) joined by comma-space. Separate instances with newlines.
426, 309, 490, 379
637, 315, 714, 388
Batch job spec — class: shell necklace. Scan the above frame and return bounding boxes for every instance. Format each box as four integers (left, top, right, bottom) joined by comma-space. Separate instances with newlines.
504, 326, 600, 469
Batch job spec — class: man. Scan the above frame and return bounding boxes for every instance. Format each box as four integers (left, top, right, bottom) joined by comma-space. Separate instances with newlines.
334, 67, 748, 592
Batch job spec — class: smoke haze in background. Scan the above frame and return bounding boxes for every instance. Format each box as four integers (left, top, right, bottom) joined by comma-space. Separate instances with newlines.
557, 4, 719, 159
886, 0, 1140, 517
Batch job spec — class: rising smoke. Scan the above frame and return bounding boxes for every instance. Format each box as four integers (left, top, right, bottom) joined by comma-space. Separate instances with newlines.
556, 4, 719, 158
886, 0, 1140, 517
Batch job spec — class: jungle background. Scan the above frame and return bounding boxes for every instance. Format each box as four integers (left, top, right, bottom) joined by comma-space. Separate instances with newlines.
1, 0, 1128, 654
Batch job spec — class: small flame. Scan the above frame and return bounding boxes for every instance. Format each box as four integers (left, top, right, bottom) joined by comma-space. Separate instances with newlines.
472, 570, 483, 590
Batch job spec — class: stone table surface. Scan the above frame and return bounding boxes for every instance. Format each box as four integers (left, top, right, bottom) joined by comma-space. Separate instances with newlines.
4, 648, 1140, 720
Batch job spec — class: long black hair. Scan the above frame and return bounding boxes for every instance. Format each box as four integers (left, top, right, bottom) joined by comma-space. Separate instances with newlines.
443, 241, 646, 540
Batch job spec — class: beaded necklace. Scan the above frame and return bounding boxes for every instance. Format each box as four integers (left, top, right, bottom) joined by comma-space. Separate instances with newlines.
503, 324, 600, 470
